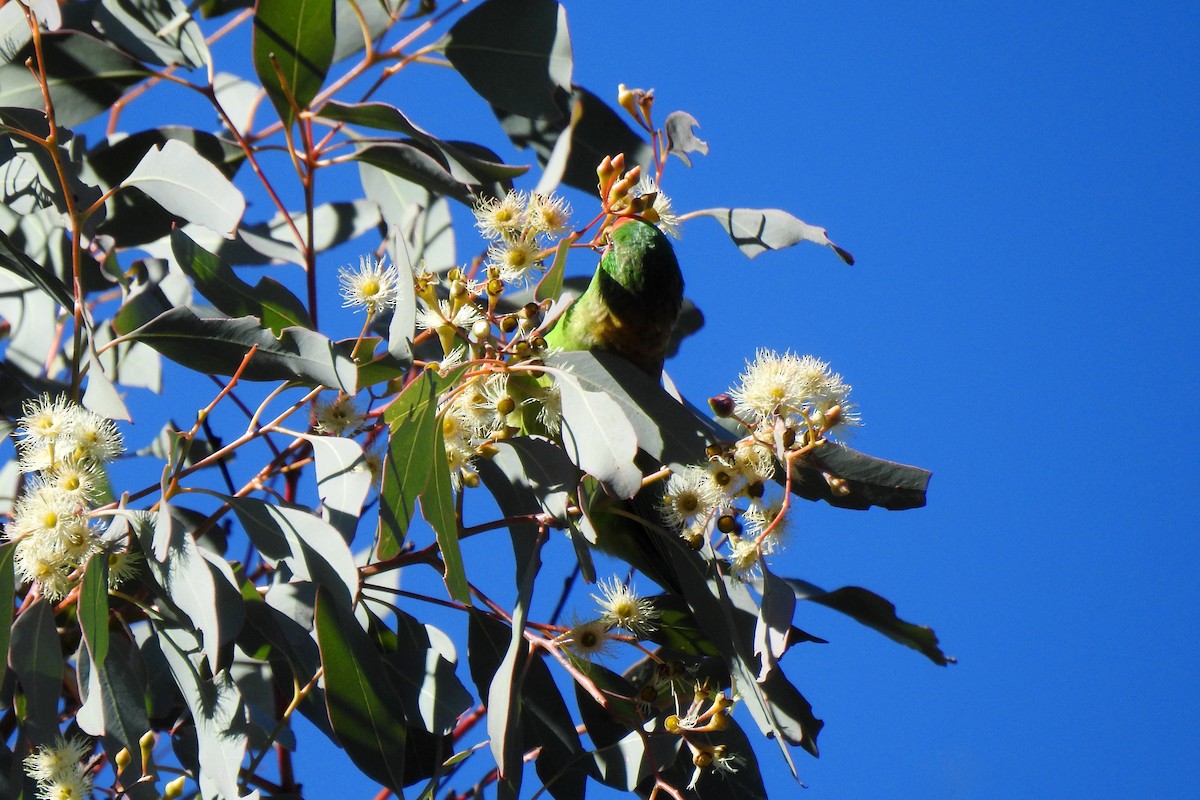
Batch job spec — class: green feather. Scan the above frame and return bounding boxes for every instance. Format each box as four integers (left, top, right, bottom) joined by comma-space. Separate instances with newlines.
544, 219, 683, 376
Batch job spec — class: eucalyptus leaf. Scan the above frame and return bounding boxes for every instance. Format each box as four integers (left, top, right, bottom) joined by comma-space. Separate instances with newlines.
224, 494, 360, 609
75, 630, 154, 783
554, 369, 642, 499
754, 567, 796, 681
0, 542, 14, 688
441, 0, 572, 119
95, 0, 210, 69
155, 624, 260, 800
497, 86, 651, 194
8, 598, 62, 743
378, 368, 456, 557
314, 585, 408, 793
664, 110, 709, 167
787, 579, 954, 666
253, 0, 335, 129
295, 433, 372, 541
693, 207, 855, 265
420, 418, 469, 604
0, 31, 151, 127
138, 504, 225, 668
171, 228, 313, 334
0, 227, 73, 309
124, 139, 246, 238
122, 306, 357, 392
85, 126, 244, 245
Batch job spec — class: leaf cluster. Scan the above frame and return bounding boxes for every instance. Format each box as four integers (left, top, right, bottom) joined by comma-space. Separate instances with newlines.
0, 1, 945, 798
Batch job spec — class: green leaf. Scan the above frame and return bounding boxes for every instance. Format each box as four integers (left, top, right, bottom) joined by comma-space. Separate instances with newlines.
421, 421, 469, 604
122, 306, 357, 392
791, 440, 931, 511
331, 0, 397, 63
9, 599, 64, 743
535, 237, 570, 302
171, 228, 313, 334
0, 228, 73, 309
663, 110, 709, 167
154, 624, 256, 800
296, 434, 373, 541
79, 553, 111, 666
754, 567, 796, 681
124, 139, 246, 238
75, 630, 155, 784
642, 594, 720, 657
497, 86, 651, 194
591, 729, 681, 792
253, 0, 336, 129
84, 127, 245, 245
350, 141, 475, 205
786, 580, 954, 666
224, 495, 360, 609
692, 207, 855, 265
0, 542, 14, 688
572, 661, 641, 749
320, 101, 528, 190
314, 585, 407, 793
137, 504, 225, 669
96, 0, 210, 69
554, 369, 642, 499
441, 0, 572, 119
0, 31, 152, 127
377, 370, 444, 557
381, 610, 473, 735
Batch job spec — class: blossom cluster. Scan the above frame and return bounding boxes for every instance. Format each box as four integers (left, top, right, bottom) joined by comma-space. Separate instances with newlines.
5, 395, 137, 600
23, 735, 93, 800
658, 349, 862, 578
474, 190, 571, 285
560, 577, 660, 661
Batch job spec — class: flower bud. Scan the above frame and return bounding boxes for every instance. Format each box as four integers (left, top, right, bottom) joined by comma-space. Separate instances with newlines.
617, 83, 638, 119
709, 393, 735, 417
716, 514, 740, 535
164, 776, 187, 799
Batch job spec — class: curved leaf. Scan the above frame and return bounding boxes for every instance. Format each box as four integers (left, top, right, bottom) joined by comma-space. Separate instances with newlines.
154, 624, 259, 800
75, 631, 154, 783
224, 495, 360, 608
124, 139, 246, 238
786, 579, 954, 666
0, 31, 151, 127
95, 0, 210, 69
78, 553, 111, 666
693, 207, 854, 264
0, 228, 73, 309
9, 598, 62, 743
792, 440, 931, 510
123, 306, 357, 392
296, 434, 373, 541
85, 126, 245, 245
554, 369, 642, 499
378, 369, 440, 558
253, 0, 336, 128
171, 228, 313, 334
0, 542, 13, 688
138, 504, 224, 668
441, 0, 572, 119
314, 585, 407, 793
498, 85, 650, 194
664, 110, 709, 167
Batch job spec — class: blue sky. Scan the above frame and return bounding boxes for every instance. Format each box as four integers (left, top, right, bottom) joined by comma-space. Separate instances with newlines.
74, 1, 1200, 797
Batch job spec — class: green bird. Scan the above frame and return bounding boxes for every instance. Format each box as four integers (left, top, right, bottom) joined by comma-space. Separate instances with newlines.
536, 217, 690, 591
544, 217, 684, 377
